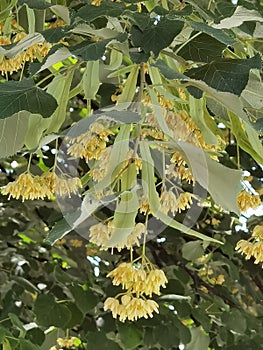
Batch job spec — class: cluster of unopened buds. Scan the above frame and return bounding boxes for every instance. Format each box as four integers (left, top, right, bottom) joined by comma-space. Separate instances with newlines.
104, 256, 168, 322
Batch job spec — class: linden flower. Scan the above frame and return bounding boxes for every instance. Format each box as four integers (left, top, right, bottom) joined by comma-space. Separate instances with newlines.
251, 241, 263, 264
104, 297, 120, 319
107, 262, 134, 289
237, 190, 261, 212
113, 223, 146, 252
2, 173, 51, 201
126, 297, 159, 321
160, 189, 178, 215
57, 337, 78, 348
89, 147, 111, 181
175, 192, 196, 213
89, 222, 110, 247
144, 269, 168, 297
235, 239, 253, 260
252, 225, 263, 240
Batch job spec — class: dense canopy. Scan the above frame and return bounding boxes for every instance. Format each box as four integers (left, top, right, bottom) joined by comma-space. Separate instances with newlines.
0, 0, 263, 349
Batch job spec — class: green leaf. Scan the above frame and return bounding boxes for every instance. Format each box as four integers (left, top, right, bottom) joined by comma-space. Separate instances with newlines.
221, 309, 247, 333
178, 141, 242, 214
63, 302, 84, 329
189, 21, 235, 45
140, 141, 222, 243
229, 113, 263, 164
46, 69, 75, 133
86, 331, 121, 350
3, 338, 12, 350
36, 46, 72, 73
178, 33, 226, 63
76, 2, 126, 22
214, 6, 263, 29
0, 33, 45, 58
83, 60, 101, 100
8, 313, 25, 337
34, 294, 71, 328
41, 26, 71, 43
71, 39, 111, 61
189, 95, 218, 144
70, 285, 98, 314
241, 73, 263, 120
18, 0, 50, 9
131, 18, 184, 56
117, 64, 139, 103
185, 54, 262, 96
45, 214, 76, 245
156, 324, 180, 349
182, 241, 205, 261
24, 114, 50, 150
0, 111, 30, 157
25, 328, 45, 346
185, 327, 210, 350
0, 79, 58, 119
19, 339, 40, 350
117, 322, 143, 350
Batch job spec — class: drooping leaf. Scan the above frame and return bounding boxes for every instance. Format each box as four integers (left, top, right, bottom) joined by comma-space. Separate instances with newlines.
45, 215, 75, 245
178, 33, 226, 63
140, 141, 222, 243
229, 113, 263, 164
0, 33, 45, 58
82, 60, 101, 100
177, 141, 242, 214
189, 21, 235, 45
86, 331, 121, 350
131, 18, 184, 56
36, 46, 72, 73
213, 6, 263, 29
185, 54, 261, 96
0, 79, 58, 119
24, 114, 50, 150
0, 111, 30, 157
117, 64, 139, 103
41, 26, 72, 42
46, 69, 75, 133
34, 294, 71, 328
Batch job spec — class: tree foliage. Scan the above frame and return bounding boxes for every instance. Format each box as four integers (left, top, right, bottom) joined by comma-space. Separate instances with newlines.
0, 0, 263, 349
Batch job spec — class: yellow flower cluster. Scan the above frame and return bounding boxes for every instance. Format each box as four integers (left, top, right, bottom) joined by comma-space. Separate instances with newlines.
160, 189, 196, 215
49, 336, 78, 350
89, 222, 145, 251
67, 122, 113, 160
1, 172, 82, 201
237, 190, 262, 212
104, 258, 167, 321
235, 225, 263, 264
0, 32, 51, 75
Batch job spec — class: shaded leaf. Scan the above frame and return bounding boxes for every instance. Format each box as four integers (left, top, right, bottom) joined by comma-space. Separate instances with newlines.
178, 33, 226, 63
76, 2, 126, 22
18, 0, 50, 9
0, 33, 45, 58
34, 294, 71, 328
182, 241, 204, 261
131, 18, 184, 56
118, 322, 143, 350
0, 79, 57, 119
185, 54, 261, 96
19, 339, 40, 350
70, 285, 98, 314
221, 309, 247, 333
71, 38, 111, 61
86, 331, 121, 350
189, 21, 235, 45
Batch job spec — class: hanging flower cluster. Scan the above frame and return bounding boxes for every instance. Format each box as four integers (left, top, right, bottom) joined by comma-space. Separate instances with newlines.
0, 32, 51, 75
235, 225, 263, 264
89, 222, 146, 252
49, 336, 79, 350
67, 122, 113, 160
104, 256, 168, 322
237, 190, 262, 212
1, 172, 82, 201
